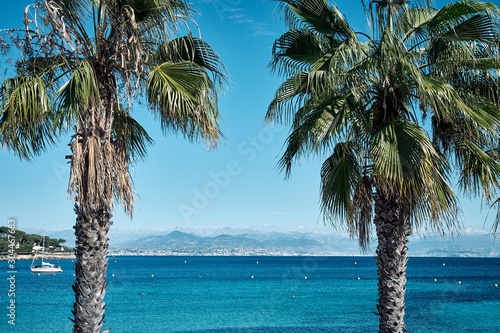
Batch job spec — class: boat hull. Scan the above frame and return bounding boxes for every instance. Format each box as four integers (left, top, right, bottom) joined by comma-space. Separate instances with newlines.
30, 265, 63, 273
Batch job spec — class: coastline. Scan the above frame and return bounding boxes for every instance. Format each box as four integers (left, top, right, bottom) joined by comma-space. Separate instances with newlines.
0, 252, 76, 260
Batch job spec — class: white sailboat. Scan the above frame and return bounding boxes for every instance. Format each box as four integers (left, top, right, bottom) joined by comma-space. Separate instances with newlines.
30, 232, 63, 274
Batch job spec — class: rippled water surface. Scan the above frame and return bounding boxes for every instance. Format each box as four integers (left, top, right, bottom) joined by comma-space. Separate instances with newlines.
2, 256, 499, 332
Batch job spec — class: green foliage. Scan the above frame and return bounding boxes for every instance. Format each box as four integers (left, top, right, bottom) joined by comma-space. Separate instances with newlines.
0, 226, 72, 253
268, 0, 500, 245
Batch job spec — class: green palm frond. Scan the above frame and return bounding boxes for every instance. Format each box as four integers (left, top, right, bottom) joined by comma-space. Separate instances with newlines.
418, 73, 500, 141
112, 107, 154, 162
267, 71, 312, 124
491, 196, 500, 233
409, 155, 459, 232
441, 13, 496, 40
0, 75, 55, 158
457, 138, 500, 200
370, 119, 460, 229
320, 140, 374, 250
321, 137, 373, 251
417, 75, 470, 123
277, 95, 351, 174
427, 0, 500, 37
320, 142, 359, 222
147, 61, 221, 146
117, 0, 170, 22
269, 28, 326, 76
283, 0, 355, 39
107, 0, 192, 42
370, 120, 436, 195
279, 0, 329, 30
396, 6, 435, 43
272, 0, 362, 76
127, 0, 192, 23
155, 36, 228, 87
54, 60, 100, 130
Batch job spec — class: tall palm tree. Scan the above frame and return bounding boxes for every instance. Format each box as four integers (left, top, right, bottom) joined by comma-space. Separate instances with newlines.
267, 0, 500, 332
0, 1, 226, 332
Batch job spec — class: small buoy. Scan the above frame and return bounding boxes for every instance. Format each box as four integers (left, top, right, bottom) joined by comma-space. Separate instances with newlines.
434, 278, 437, 282
112, 274, 115, 277
354, 261, 357, 265
114, 260, 117, 263
292, 295, 296, 299
184, 260, 187, 264
251, 275, 254, 279
458, 281, 462, 284
304, 276, 308, 280
442, 263, 446, 266
256, 261, 259, 264
151, 274, 154, 278
494, 283, 498, 288
357, 277, 361, 280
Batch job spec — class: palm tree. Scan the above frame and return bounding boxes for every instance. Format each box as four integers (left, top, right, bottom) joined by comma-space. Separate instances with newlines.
267, 0, 500, 332
0, 1, 226, 332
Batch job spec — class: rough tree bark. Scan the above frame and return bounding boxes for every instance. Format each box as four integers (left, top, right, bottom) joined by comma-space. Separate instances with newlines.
374, 190, 409, 333
71, 204, 112, 333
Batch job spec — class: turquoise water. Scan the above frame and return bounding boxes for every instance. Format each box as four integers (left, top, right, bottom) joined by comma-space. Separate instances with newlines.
1, 256, 499, 332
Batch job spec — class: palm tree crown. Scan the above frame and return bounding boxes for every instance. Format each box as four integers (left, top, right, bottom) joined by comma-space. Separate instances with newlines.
267, 0, 500, 331
268, 0, 500, 247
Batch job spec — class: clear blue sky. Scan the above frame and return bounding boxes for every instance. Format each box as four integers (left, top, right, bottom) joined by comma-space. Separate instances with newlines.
0, 0, 497, 234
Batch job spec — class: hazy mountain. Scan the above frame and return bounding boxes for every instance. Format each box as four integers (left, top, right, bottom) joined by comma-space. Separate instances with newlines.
45, 227, 499, 257
408, 232, 499, 257
113, 230, 335, 255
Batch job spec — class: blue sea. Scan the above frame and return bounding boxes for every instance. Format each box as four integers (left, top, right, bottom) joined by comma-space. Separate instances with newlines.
1, 256, 499, 332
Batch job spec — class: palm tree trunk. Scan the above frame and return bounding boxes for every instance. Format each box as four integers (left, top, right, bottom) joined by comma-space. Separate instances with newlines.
374, 191, 409, 333
71, 204, 112, 333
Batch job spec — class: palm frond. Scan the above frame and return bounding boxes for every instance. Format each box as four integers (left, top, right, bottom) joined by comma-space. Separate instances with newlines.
279, 0, 351, 36
269, 28, 325, 76
107, 0, 193, 44
370, 120, 436, 195
54, 60, 100, 130
267, 71, 313, 125
409, 155, 459, 233
147, 61, 221, 146
112, 107, 154, 162
267, 67, 347, 126
155, 36, 228, 88
427, 0, 500, 38
320, 141, 373, 249
442, 13, 496, 40
320, 142, 358, 222
457, 138, 500, 201
0, 75, 55, 159
51, 0, 90, 22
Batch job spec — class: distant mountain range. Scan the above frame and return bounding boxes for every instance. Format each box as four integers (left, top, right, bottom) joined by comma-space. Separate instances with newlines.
41, 227, 500, 257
